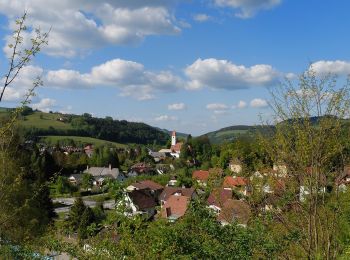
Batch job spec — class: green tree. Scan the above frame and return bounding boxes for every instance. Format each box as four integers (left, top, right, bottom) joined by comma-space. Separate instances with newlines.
56, 176, 71, 194
78, 207, 95, 240
0, 11, 50, 245
66, 197, 86, 232
260, 68, 350, 259
81, 173, 94, 190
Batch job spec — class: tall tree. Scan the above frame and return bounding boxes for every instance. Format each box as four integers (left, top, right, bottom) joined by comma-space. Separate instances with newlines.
260, 68, 350, 259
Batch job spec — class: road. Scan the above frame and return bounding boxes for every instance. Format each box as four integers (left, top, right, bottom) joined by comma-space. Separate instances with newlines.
53, 196, 115, 213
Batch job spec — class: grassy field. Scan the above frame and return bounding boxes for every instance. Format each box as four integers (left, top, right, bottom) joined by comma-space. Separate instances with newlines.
40, 135, 127, 148
214, 129, 248, 137
20, 112, 75, 130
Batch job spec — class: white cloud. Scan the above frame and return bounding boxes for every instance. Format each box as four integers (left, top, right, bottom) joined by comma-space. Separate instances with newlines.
310, 60, 350, 76
236, 100, 247, 109
206, 103, 229, 110
0, 65, 43, 101
154, 115, 178, 121
46, 58, 183, 100
213, 110, 230, 115
193, 14, 211, 22
168, 103, 186, 110
250, 98, 268, 108
185, 58, 279, 90
0, 1, 182, 57
214, 0, 282, 18
31, 98, 56, 112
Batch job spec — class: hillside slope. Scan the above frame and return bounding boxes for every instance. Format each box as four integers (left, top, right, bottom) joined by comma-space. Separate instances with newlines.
0, 108, 169, 145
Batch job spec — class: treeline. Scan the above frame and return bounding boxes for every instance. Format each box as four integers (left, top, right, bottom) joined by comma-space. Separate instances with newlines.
19, 109, 169, 145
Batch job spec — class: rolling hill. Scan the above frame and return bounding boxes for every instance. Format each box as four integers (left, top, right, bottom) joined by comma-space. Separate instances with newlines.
0, 107, 169, 145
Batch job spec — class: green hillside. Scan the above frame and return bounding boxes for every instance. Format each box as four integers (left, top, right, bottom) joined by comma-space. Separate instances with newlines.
203, 125, 258, 144
21, 112, 74, 130
40, 136, 126, 148
0, 107, 169, 145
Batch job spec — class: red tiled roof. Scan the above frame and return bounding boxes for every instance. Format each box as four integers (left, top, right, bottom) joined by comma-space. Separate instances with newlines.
207, 189, 233, 208
161, 195, 190, 219
223, 176, 248, 188
171, 142, 183, 152
192, 170, 210, 181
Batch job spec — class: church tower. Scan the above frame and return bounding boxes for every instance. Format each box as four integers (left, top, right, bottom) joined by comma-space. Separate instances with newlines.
171, 131, 176, 146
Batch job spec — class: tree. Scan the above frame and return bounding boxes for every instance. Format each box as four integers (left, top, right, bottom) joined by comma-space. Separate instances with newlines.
66, 198, 86, 232
56, 176, 71, 194
78, 207, 95, 240
0, 11, 51, 245
81, 173, 94, 190
259, 67, 350, 259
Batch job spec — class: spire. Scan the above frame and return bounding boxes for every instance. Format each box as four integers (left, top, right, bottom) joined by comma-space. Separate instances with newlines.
171, 130, 176, 146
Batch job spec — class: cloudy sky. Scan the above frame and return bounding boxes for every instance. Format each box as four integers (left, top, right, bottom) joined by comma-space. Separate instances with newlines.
0, 0, 349, 135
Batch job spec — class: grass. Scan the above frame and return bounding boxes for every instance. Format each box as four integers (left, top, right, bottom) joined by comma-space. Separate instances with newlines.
41, 135, 127, 148
20, 112, 74, 130
214, 129, 248, 138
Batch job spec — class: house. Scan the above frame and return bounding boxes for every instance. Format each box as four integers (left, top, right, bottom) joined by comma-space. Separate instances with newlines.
161, 194, 190, 222
250, 171, 264, 180
119, 190, 157, 218
217, 199, 251, 226
126, 180, 164, 200
192, 168, 224, 187
229, 158, 243, 174
273, 162, 288, 177
299, 167, 326, 202
170, 131, 183, 158
336, 166, 350, 192
148, 150, 166, 162
167, 175, 178, 187
68, 174, 83, 185
128, 162, 154, 177
84, 144, 94, 158
223, 176, 250, 196
192, 170, 209, 186
159, 187, 196, 206
207, 188, 233, 214
85, 165, 125, 186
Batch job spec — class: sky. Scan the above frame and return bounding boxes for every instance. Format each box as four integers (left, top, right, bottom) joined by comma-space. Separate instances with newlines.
1, 0, 350, 135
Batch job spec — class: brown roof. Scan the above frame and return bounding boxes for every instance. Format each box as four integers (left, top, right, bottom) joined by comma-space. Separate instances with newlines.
218, 199, 251, 225
336, 166, 350, 185
161, 195, 190, 219
223, 176, 248, 189
130, 180, 164, 191
207, 189, 233, 208
159, 187, 195, 202
171, 142, 183, 152
128, 190, 157, 210
192, 170, 210, 181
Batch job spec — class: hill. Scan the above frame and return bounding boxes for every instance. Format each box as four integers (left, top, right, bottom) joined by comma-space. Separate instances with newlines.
0, 107, 169, 145
39, 136, 127, 148
202, 125, 258, 144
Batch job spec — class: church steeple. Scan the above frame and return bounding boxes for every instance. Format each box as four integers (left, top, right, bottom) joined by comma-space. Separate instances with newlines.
171, 131, 176, 146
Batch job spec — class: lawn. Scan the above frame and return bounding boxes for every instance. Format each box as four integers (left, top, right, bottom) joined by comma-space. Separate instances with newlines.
20, 112, 74, 130
40, 135, 127, 148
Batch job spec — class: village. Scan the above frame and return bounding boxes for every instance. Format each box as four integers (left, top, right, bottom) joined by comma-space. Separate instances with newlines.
49, 130, 350, 233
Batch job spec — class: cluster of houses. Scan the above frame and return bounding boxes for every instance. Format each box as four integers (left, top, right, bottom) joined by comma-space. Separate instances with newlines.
148, 131, 183, 161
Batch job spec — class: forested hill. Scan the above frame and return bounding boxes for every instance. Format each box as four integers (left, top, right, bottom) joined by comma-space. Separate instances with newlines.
0, 107, 169, 145
201, 125, 257, 144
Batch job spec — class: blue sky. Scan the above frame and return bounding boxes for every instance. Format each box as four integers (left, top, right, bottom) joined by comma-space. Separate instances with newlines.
1, 0, 350, 135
